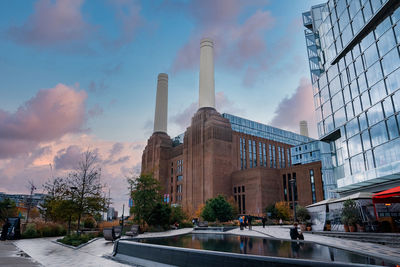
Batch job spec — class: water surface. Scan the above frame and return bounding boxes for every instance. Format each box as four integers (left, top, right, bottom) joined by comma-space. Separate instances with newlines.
139, 233, 396, 266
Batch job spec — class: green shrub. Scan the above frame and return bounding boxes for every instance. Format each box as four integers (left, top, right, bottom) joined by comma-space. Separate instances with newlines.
22, 223, 39, 238
169, 206, 187, 225
57, 233, 96, 247
201, 195, 233, 222
148, 203, 171, 228
296, 206, 310, 223
83, 217, 97, 229
179, 221, 194, 228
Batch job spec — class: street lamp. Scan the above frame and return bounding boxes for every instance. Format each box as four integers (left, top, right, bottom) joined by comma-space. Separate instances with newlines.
289, 179, 297, 222
68, 187, 77, 235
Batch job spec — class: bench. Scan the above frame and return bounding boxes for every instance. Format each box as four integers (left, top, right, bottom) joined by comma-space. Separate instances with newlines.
198, 221, 208, 227
125, 225, 140, 237
103, 226, 122, 241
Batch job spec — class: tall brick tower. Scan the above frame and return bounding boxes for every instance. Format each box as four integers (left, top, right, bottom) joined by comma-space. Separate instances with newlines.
141, 73, 172, 192
183, 39, 233, 212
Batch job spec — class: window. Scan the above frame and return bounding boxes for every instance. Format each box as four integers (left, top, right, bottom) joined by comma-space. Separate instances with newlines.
248, 140, 253, 168
176, 159, 183, 173
287, 148, 291, 167
278, 147, 281, 168
240, 138, 243, 170
177, 175, 183, 182
243, 138, 247, 169
269, 144, 273, 167
273, 145, 276, 168
252, 140, 257, 167
310, 170, 316, 204
176, 184, 182, 193
283, 174, 287, 201
263, 143, 267, 167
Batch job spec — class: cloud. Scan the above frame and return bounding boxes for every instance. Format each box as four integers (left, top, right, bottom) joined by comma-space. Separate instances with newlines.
269, 78, 317, 138
109, 142, 124, 158
170, 0, 274, 86
6, 0, 144, 51
171, 91, 243, 131
105, 0, 143, 49
88, 81, 108, 93
88, 104, 104, 118
7, 0, 93, 46
0, 84, 87, 158
54, 145, 82, 170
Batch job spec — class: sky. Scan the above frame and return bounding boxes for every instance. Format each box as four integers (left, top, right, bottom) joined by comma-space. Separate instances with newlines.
0, 0, 323, 214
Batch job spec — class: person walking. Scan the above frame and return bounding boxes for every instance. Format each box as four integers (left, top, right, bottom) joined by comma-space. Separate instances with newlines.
248, 215, 252, 230
279, 218, 283, 226
239, 216, 244, 230
290, 222, 304, 240
262, 217, 266, 228
1, 219, 10, 241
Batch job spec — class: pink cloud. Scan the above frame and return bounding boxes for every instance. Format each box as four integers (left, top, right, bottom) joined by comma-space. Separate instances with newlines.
269, 78, 317, 138
0, 84, 87, 158
54, 145, 82, 170
171, 91, 244, 131
7, 0, 92, 46
170, 1, 274, 86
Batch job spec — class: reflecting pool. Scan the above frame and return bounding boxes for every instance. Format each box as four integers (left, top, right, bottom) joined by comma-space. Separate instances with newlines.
139, 233, 396, 266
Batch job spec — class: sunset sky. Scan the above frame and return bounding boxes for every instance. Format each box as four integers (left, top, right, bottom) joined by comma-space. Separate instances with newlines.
0, 0, 322, 213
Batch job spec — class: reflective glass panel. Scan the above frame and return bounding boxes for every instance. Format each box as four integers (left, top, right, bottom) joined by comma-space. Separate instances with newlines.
370, 120, 388, 147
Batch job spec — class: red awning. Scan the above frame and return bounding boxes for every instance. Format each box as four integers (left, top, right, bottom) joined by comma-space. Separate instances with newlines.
372, 186, 400, 203
373, 186, 400, 198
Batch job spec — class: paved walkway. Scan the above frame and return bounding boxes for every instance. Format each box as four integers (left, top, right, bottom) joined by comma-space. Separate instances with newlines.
227, 226, 400, 263
0, 240, 41, 266
13, 228, 193, 267
9, 227, 400, 266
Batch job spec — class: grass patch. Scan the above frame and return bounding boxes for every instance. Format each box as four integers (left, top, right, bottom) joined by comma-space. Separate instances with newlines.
57, 233, 97, 247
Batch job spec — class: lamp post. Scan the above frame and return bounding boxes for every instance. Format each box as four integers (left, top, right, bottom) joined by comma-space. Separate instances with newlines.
289, 179, 297, 222
68, 186, 77, 235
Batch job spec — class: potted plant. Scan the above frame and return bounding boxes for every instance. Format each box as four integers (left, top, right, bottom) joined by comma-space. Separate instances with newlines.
341, 199, 359, 233
325, 220, 331, 231
296, 206, 310, 231
306, 222, 312, 231
356, 219, 365, 232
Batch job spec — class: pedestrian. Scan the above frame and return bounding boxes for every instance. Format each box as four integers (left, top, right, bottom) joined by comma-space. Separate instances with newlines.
248, 215, 252, 230
290, 222, 304, 240
262, 217, 266, 228
279, 218, 283, 226
1, 219, 10, 241
239, 216, 244, 230
243, 216, 247, 229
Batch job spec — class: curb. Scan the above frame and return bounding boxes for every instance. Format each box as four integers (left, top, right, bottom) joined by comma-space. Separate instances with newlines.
52, 237, 102, 250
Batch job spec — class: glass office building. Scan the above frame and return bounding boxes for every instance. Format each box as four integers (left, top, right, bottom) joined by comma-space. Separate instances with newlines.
303, 0, 400, 195
291, 141, 337, 199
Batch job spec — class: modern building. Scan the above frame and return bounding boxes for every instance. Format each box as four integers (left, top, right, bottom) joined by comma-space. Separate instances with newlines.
303, 0, 400, 196
0, 192, 46, 208
291, 140, 337, 199
141, 39, 325, 216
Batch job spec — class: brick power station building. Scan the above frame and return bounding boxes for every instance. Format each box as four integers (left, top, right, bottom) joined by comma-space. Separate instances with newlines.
141, 39, 325, 216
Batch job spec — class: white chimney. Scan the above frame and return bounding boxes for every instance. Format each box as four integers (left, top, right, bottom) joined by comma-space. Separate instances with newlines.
153, 73, 168, 133
300, 120, 309, 137
199, 38, 215, 109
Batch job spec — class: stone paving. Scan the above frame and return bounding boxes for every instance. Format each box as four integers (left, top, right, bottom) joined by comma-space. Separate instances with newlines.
8, 226, 400, 266
227, 226, 400, 264
0, 240, 41, 266
12, 228, 192, 267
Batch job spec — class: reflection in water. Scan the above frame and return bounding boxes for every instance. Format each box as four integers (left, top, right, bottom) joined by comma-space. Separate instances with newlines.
139, 234, 396, 266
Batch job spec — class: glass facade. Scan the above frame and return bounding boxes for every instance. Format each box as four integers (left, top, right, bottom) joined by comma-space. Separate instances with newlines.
304, 0, 400, 194
223, 113, 314, 146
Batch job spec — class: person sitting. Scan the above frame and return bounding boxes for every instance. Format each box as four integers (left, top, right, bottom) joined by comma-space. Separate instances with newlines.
290, 222, 304, 240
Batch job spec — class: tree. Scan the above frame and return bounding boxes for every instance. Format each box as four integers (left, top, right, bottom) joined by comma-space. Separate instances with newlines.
265, 203, 278, 219
296, 205, 310, 223
201, 195, 234, 222
0, 198, 17, 224
169, 205, 187, 225
148, 203, 171, 229
341, 199, 359, 226
275, 201, 290, 221
128, 173, 163, 227
67, 149, 107, 233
